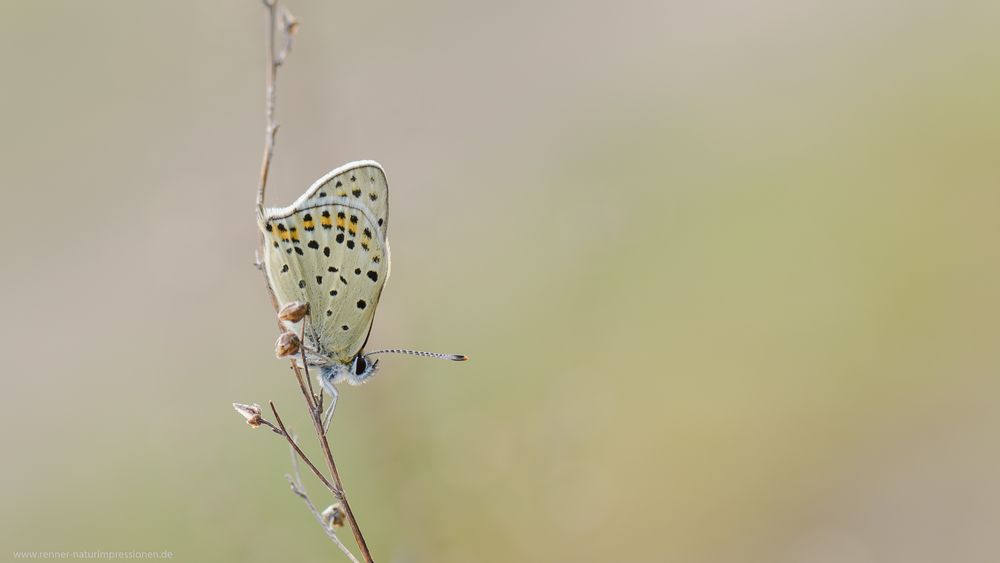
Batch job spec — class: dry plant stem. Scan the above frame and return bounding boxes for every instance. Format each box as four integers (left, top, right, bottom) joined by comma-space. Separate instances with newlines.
259, 406, 359, 560
235, 401, 351, 549
298, 315, 320, 409
286, 438, 361, 563
259, 419, 284, 435
292, 358, 375, 563
256, 0, 279, 220
253, 2, 377, 561
256, 0, 283, 312
268, 402, 342, 497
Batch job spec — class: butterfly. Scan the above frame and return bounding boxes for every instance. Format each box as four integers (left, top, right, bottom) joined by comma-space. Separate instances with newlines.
257, 160, 466, 421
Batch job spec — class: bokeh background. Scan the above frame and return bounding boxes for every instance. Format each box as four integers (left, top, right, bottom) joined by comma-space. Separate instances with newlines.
2, 1, 999, 561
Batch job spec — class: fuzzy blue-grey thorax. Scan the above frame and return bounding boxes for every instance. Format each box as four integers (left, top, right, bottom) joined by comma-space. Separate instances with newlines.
316, 354, 379, 391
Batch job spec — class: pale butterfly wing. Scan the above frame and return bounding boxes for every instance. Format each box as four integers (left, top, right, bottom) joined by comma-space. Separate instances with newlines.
260, 161, 390, 363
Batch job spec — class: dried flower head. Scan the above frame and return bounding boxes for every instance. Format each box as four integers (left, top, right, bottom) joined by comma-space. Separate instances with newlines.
281, 8, 299, 35
275, 331, 301, 358
321, 503, 347, 529
233, 403, 263, 428
278, 301, 309, 323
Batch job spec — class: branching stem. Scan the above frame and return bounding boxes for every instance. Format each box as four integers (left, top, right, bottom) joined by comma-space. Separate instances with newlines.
248, 2, 377, 562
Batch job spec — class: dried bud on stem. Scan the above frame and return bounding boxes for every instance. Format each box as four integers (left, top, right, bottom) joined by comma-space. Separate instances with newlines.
321, 503, 347, 529
278, 301, 309, 322
275, 331, 301, 358
281, 8, 299, 35
233, 403, 263, 428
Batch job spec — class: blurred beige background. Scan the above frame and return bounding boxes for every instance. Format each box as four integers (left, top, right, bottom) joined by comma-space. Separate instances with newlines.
2, 1, 999, 562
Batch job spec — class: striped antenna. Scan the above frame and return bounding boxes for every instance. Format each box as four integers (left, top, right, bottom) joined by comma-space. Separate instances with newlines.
364, 349, 468, 362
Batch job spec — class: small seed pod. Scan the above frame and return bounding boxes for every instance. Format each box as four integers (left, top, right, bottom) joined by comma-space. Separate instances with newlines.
275, 331, 301, 358
321, 503, 346, 529
282, 8, 299, 35
232, 403, 263, 428
278, 301, 309, 323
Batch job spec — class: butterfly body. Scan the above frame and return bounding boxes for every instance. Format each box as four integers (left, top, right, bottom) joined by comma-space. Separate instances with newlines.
258, 160, 391, 386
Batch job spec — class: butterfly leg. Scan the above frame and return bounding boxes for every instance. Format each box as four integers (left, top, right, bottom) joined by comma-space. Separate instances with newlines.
321, 384, 339, 435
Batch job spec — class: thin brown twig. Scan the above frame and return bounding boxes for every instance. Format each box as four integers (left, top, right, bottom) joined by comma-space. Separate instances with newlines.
256, 0, 279, 221
268, 401, 342, 499
256, 0, 282, 315
235, 401, 360, 559
238, 399, 366, 558
278, 315, 374, 561
259, 418, 284, 435
298, 313, 319, 410
275, 346, 374, 563
289, 360, 375, 563
250, 2, 377, 561
286, 436, 361, 563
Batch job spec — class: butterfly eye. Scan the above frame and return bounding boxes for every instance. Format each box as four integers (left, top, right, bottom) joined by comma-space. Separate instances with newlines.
353, 355, 369, 376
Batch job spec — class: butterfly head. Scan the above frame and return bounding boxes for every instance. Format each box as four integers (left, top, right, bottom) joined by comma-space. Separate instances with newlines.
317, 353, 380, 387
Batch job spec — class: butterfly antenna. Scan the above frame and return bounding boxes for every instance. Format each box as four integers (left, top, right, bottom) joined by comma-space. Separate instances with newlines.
364, 349, 468, 362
